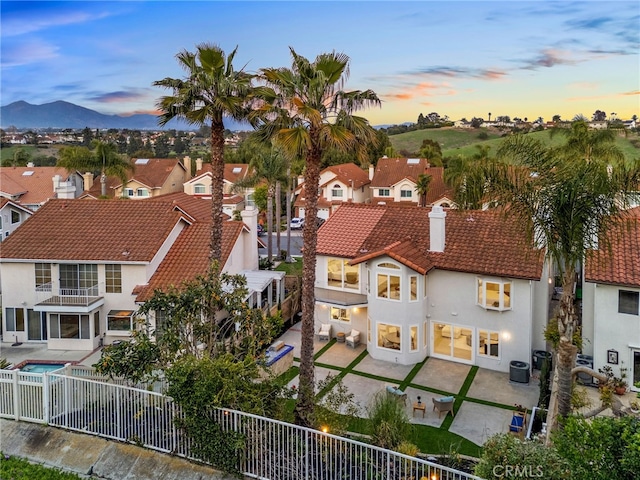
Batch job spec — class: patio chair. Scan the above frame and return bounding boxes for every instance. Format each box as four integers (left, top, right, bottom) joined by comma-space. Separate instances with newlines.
509, 410, 527, 438
386, 385, 407, 405
318, 323, 332, 342
432, 396, 455, 418
345, 329, 360, 348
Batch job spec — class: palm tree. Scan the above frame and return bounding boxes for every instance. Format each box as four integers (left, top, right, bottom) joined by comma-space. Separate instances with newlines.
233, 147, 289, 264
154, 43, 254, 264
489, 121, 640, 435
255, 48, 380, 427
415, 173, 432, 207
443, 146, 491, 210
57, 141, 133, 196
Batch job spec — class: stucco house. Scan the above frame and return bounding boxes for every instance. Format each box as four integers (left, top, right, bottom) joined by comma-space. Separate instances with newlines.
0, 195, 269, 351
0, 166, 85, 210
582, 210, 640, 391
313, 203, 550, 372
369, 158, 454, 208
0, 198, 33, 241
294, 163, 371, 219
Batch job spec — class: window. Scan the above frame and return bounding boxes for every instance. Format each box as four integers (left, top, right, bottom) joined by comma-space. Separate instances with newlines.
35, 263, 52, 289
94, 312, 100, 337
330, 307, 350, 323
378, 323, 401, 350
6, 307, 25, 331
423, 321, 427, 348
105, 264, 122, 293
327, 258, 359, 289
376, 262, 400, 300
619, 290, 639, 315
107, 310, 135, 331
378, 188, 390, 197
11, 210, 20, 224
331, 184, 343, 198
136, 188, 149, 197
60, 264, 98, 293
400, 190, 412, 198
154, 310, 167, 337
194, 183, 206, 194
410, 325, 418, 351
49, 314, 90, 339
477, 278, 512, 310
124, 188, 134, 197
410, 276, 418, 301
478, 330, 500, 358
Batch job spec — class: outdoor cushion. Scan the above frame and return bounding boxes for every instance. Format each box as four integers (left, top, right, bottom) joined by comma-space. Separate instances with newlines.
350, 329, 359, 338
509, 415, 524, 432
439, 396, 454, 402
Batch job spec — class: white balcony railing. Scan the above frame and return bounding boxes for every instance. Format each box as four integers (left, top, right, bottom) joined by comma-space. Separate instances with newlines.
35, 282, 101, 306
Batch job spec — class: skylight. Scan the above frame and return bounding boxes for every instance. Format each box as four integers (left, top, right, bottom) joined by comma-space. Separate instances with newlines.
407, 158, 420, 164
232, 167, 242, 173
135, 159, 149, 165
22, 171, 34, 176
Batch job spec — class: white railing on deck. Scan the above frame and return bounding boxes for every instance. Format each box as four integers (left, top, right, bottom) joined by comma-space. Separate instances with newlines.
0, 368, 483, 480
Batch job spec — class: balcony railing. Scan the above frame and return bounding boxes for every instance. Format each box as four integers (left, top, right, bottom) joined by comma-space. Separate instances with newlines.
35, 282, 102, 306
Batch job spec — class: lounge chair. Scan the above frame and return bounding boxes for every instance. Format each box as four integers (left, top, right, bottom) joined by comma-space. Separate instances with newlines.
318, 323, 332, 341
432, 396, 455, 418
509, 410, 527, 438
346, 329, 360, 348
386, 385, 407, 405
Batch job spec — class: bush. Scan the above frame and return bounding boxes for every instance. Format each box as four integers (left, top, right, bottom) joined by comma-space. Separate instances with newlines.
367, 391, 412, 450
477, 131, 489, 140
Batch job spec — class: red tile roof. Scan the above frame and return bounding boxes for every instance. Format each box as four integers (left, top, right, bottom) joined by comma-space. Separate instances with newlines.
585, 215, 640, 287
135, 220, 244, 302
0, 166, 77, 206
115, 158, 186, 189
317, 203, 544, 279
0, 199, 188, 262
147, 192, 217, 222
224, 163, 250, 183
321, 163, 370, 189
370, 157, 429, 187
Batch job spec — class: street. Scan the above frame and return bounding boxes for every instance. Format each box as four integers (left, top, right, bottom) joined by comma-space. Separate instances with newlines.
258, 230, 304, 258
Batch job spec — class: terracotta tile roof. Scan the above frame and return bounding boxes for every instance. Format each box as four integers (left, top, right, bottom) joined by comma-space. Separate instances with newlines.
321, 163, 371, 189
294, 187, 333, 209
0, 166, 76, 206
115, 158, 186, 189
317, 203, 543, 279
135, 220, 244, 302
422, 167, 454, 205
0, 197, 33, 214
370, 157, 429, 187
0, 199, 188, 262
84, 175, 120, 198
585, 215, 640, 287
224, 163, 250, 183
146, 192, 218, 222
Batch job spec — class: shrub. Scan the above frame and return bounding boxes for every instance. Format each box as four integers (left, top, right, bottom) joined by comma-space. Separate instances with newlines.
367, 391, 412, 450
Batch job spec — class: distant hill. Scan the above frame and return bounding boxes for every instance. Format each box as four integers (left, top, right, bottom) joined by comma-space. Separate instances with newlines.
0, 100, 250, 131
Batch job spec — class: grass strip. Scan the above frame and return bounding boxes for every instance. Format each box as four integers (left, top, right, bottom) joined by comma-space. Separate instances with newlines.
440, 366, 478, 430
313, 339, 336, 360
399, 357, 429, 390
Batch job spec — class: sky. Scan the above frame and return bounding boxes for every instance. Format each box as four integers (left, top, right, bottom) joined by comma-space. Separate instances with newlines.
1, 1, 638, 126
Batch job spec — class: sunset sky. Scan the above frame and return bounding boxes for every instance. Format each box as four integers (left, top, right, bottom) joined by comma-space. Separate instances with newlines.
1, 1, 638, 126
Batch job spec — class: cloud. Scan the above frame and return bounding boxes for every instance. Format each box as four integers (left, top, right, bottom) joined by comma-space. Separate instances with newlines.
566, 16, 613, 30
404, 67, 506, 80
0, 38, 59, 67
621, 90, 639, 96
87, 91, 148, 104
1, 6, 117, 37
520, 49, 577, 69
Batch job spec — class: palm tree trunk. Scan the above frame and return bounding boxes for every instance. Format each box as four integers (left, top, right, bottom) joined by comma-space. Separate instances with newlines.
295, 143, 321, 428
276, 181, 282, 259
209, 121, 225, 265
286, 168, 293, 263
267, 185, 274, 264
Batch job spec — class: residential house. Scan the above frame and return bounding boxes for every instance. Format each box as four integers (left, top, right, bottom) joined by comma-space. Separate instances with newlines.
369, 157, 454, 208
314, 203, 550, 372
0, 165, 85, 210
582, 210, 640, 389
183, 159, 253, 216
294, 163, 371, 219
0, 196, 271, 351
0, 199, 33, 241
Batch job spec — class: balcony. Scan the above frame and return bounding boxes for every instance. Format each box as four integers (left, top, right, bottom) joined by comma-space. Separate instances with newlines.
314, 287, 368, 307
35, 282, 104, 311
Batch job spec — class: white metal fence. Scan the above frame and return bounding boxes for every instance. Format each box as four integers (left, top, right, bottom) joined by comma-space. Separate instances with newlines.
0, 368, 483, 480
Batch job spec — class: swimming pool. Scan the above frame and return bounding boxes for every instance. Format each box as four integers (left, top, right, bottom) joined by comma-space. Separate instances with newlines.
16, 362, 66, 373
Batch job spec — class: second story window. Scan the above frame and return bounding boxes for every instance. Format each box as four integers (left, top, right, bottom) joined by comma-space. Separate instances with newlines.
11, 210, 20, 224
105, 264, 122, 293
400, 189, 412, 198
331, 184, 343, 198
327, 258, 359, 290
136, 188, 149, 197
60, 264, 98, 293
379, 188, 390, 197
619, 290, 639, 315
377, 262, 401, 301
124, 188, 134, 198
194, 183, 206, 194
477, 278, 512, 311
35, 263, 52, 289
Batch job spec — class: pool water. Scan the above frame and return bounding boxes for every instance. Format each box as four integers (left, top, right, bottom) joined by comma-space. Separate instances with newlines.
20, 363, 65, 373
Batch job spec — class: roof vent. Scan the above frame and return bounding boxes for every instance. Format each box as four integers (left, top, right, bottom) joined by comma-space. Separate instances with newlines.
232, 167, 242, 173
407, 158, 420, 164
22, 171, 35, 176
135, 159, 149, 165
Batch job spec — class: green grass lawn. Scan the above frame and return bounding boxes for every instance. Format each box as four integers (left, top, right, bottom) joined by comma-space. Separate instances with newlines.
0, 454, 81, 479
389, 127, 640, 161
275, 257, 303, 276
0, 144, 61, 165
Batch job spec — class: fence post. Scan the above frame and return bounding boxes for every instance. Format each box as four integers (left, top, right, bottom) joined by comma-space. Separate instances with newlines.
305, 428, 309, 479
12, 369, 19, 421
64, 375, 70, 428
116, 387, 122, 440
43, 372, 50, 424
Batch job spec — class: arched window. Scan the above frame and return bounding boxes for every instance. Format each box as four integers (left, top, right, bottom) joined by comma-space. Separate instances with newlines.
194, 183, 206, 194
331, 184, 343, 198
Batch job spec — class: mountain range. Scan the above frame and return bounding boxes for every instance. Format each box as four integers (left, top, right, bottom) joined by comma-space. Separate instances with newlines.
0, 100, 250, 131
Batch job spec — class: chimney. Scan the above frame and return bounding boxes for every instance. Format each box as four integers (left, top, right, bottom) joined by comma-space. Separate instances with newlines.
183, 155, 191, 179
369, 164, 375, 181
196, 158, 203, 172
27, 162, 35, 167
53, 175, 76, 199
429, 206, 446, 252
52, 175, 61, 191
241, 205, 259, 270
83, 172, 94, 190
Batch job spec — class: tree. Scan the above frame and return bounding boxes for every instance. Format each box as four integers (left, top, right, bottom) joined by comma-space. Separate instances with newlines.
490, 120, 640, 435
233, 145, 289, 263
415, 173, 432, 207
154, 134, 171, 157
81, 127, 93, 147
418, 138, 442, 166
552, 114, 562, 123
154, 43, 254, 264
443, 145, 492, 209
255, 48, 380, 427
470, 117, 484, 128
57, 141, 133, 196
592, 109, 607, 121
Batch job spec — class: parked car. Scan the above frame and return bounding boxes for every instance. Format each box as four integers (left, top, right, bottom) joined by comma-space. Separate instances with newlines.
316, 217, 326, 228
257, 224, 265, 236
290, 217, 305, 230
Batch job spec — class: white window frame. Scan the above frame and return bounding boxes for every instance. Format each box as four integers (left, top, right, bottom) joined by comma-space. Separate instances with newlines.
136, 187, 149, 197
618, 290, 639, 315
410, 325, 418, 352
331, 184, 343, 198
478, 329, 500, 358
378, 188, 390, 197
400, 189, 412, 198
107, 311, 135, 332
477, 277, 512, 311
409, 275, 418, 302
330, 307, 350, 323
376, 262, 401, 301
124, 188, 134, 197
327, 258, 359, 290
194, 183, 206, 194
378, 323, 401, 351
